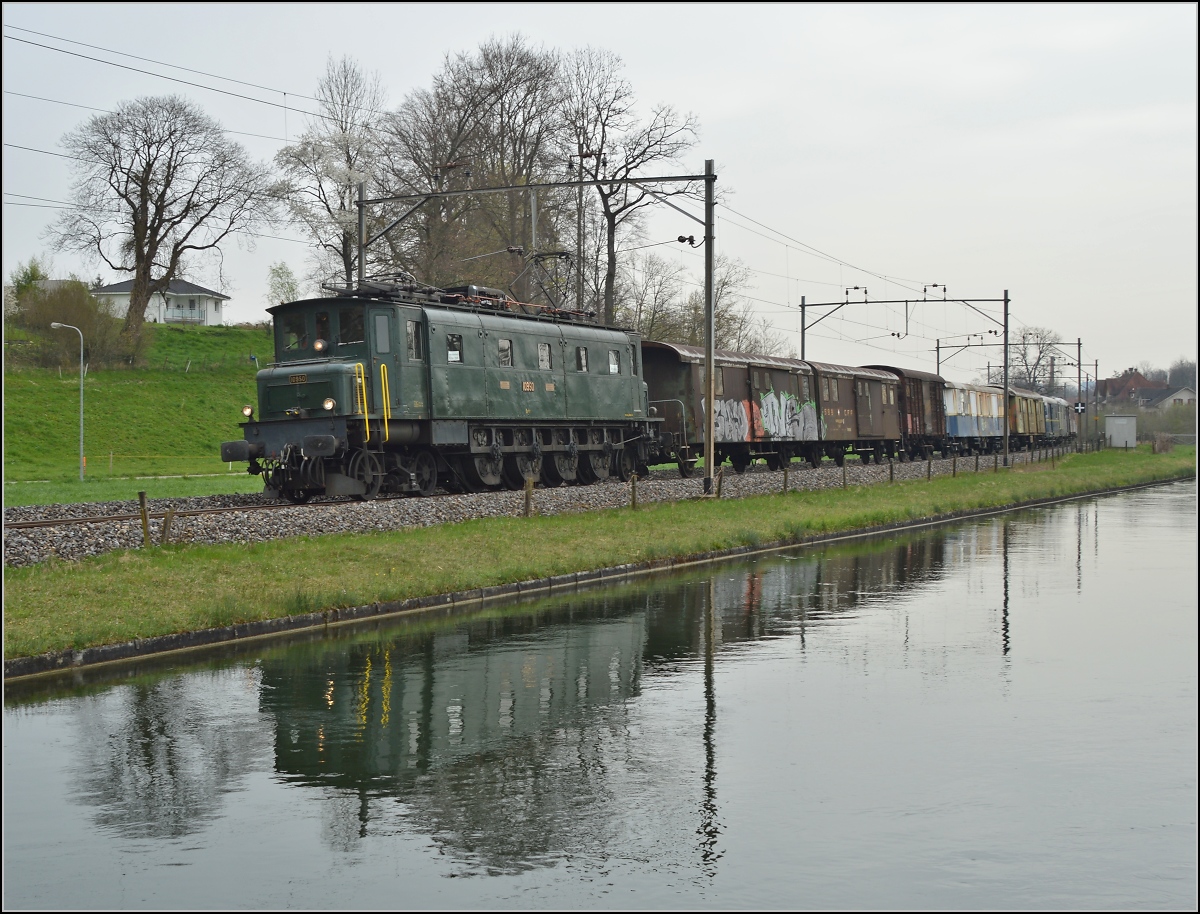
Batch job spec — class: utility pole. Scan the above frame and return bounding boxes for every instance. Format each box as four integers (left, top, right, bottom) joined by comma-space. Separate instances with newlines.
357, 181, 366, 286
1049, 355, 1055, 395
703, 158, 717, 496
1003, 290, 1010, 467
576, 142, 584, 313
800, 295, 806, 361
1080, 335, 1089, 451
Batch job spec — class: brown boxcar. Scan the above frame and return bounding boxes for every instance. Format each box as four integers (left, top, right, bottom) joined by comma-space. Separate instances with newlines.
807, 362, 902, 465
641, 341, 820, 475
865, 365, 946, 460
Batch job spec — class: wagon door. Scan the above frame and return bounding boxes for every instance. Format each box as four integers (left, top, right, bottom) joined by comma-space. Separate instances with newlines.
855, 379, 877, 436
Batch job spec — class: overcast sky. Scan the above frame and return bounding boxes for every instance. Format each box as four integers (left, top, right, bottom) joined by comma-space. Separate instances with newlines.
3, 3, 1196, 383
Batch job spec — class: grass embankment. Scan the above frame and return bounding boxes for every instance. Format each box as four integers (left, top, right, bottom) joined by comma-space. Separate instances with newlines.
4, 323, 270, 487
4, 446, 1194, 661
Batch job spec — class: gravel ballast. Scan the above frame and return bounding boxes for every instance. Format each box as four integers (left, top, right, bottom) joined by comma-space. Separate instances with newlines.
3, 453, 1033, 568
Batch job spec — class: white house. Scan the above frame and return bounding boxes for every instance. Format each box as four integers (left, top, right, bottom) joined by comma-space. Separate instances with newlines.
93, 279, 231, 327
1143, 387, 1197, 412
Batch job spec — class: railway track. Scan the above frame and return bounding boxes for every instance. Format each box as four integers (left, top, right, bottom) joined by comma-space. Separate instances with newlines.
3, 494, 417, 530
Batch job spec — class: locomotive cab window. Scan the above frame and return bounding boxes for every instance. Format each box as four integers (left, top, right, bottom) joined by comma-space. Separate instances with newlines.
446, 334, 463, 363
609, 350, 621, 374
498, 338, 513, 367
281, 312, 307, 351
315, 311, 331, 344
338, 308, 364, 345
575, 346, 589, 372
538, 342, 552, 370
406, 320, 424, 360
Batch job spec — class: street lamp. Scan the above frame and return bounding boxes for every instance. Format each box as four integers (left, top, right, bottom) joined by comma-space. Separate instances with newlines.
50, 322, 84, 481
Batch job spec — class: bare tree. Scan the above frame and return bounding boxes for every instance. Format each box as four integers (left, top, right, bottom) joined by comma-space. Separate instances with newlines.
561, 47, 699, 325
1168, 358, 1196, 390
47, 96, 274, 340
275, 56, 386, 286
1009, 326, 1062, 392
617, 252, 686, 340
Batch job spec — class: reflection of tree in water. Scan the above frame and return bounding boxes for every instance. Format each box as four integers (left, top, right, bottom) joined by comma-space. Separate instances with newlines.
70, 668, 272, 838
258, 529, 958, 874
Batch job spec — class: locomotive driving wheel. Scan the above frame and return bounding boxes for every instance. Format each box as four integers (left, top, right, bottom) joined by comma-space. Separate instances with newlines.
503, 453, 542, 490
463, 454, 503, 489
614, 447, 636, 481
348, 448, 383, 501
410, 449, 438, 498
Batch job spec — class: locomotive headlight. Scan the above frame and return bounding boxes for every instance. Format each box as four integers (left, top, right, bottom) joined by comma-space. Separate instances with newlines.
323, 398, 336, 411
242, 405, 254, 418
313, 338, 327, 353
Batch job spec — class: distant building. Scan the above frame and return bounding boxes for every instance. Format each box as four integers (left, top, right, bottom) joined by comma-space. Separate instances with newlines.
1094, 370, 1169, 408
1142, 387, 1196, 412
92, 279, 230, 327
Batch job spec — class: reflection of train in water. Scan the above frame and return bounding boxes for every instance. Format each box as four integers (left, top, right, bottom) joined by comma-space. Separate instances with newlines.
220, 277, 1076, 502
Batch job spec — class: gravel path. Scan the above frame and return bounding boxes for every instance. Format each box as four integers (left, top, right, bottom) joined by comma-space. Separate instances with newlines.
3, 452, 1040, 568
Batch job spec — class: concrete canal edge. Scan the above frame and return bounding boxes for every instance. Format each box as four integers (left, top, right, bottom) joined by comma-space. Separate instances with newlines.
5, 475, 1194, 682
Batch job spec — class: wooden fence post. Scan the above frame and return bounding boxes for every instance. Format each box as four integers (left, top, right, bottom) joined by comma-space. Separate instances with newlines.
523, 476, 534, 517
631, 473, 638, 509
782, 465, 789, 494
137, 491, 152, 548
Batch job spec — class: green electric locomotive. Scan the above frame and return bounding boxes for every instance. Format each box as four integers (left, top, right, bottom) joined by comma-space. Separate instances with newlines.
220, 279, 660, 502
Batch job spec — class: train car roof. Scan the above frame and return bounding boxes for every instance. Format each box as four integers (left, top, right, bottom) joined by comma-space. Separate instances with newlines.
943, 380, 1004, 394
806, 361, 900, 382
641, 340, 809, 372
863, 365, 944, 383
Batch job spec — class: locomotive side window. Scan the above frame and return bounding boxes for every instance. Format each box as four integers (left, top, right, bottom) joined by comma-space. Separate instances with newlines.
802, 377, 811, 400
446, 334, 463, 363
282, 312, 307, 350
830, 377, 838, 399
609, 350, 621, 374
372, 314, 391, 355
338, 308, 364, 344
499, 338, 513, 367
575, 347, 589, 372
315, 311, 331, 344
538, 342, 552, 370
406, 320, 424, 360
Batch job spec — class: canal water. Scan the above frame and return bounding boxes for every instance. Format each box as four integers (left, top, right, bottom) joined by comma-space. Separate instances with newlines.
4, 481, 1196, 909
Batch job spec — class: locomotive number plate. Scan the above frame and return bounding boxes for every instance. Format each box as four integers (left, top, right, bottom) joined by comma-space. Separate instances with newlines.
522, 381, 536, 392
289, 374, 308, 384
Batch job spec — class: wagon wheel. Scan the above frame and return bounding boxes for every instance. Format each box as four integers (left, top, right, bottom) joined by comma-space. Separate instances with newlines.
411, 449, 438, 498
765, 451, 784, 471
284, 489, 313, 505
807, 451, 821, 469
615, 447, 637, 482
730, 450, 751, 474
873, 448, 884, 465
677, 456, 696, 478
348, 448, 383, 501
832, 450, 845, 468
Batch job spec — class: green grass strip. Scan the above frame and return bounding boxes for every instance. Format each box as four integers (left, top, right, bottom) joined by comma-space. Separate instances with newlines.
4, 446, 1194, 661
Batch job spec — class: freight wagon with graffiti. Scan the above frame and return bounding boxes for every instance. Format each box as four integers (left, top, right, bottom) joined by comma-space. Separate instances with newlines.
640, 342, 900, 474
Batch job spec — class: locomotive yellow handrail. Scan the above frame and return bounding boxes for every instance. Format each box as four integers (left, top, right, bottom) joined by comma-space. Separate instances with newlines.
379, 363, 391, 442
354, 362, 370, 443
